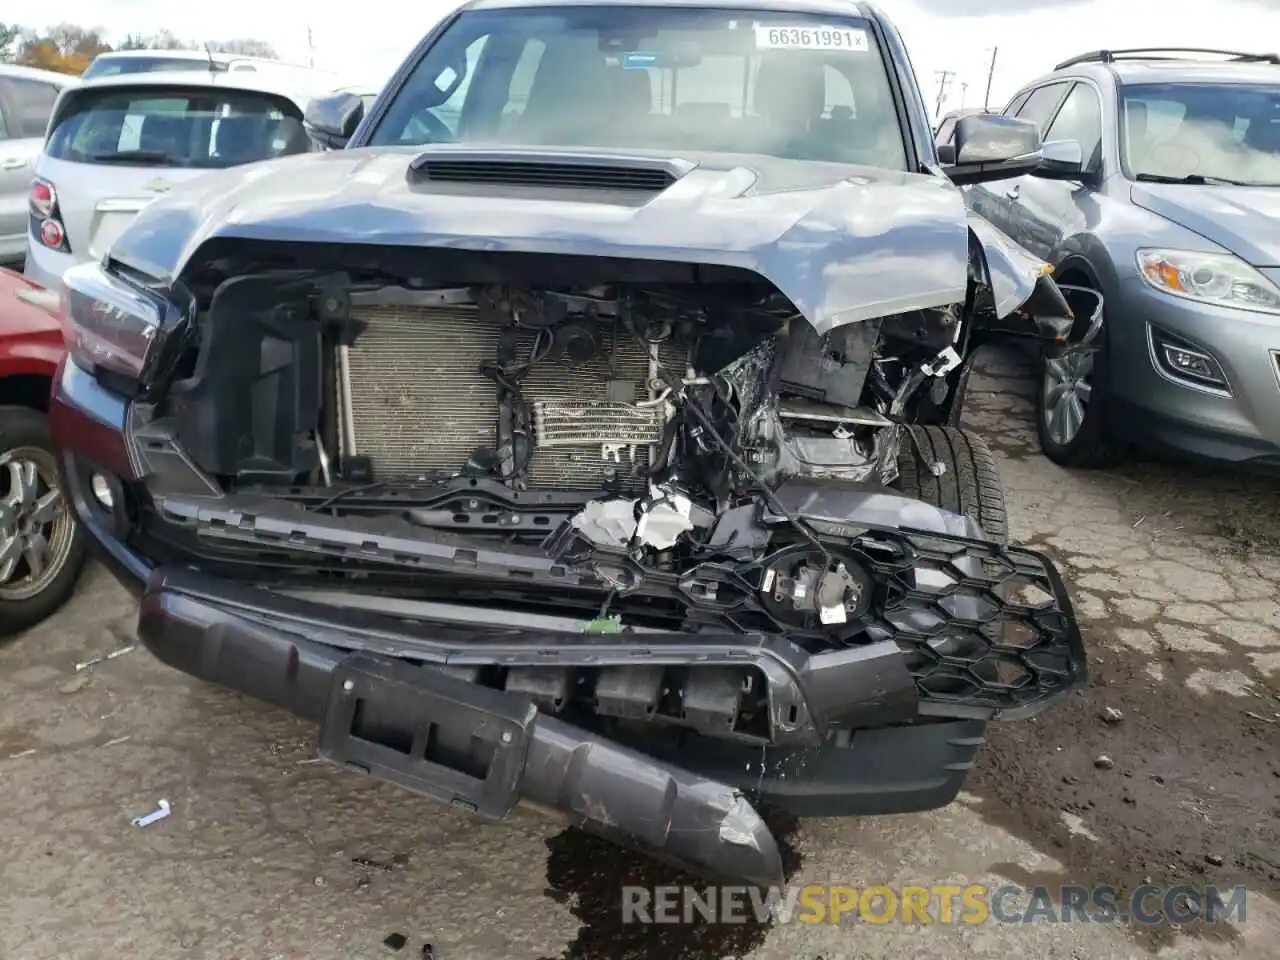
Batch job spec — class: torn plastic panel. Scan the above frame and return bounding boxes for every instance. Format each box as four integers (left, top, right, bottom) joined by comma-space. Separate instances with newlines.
570, 483, 715, 552
1052, 284, 1105, 356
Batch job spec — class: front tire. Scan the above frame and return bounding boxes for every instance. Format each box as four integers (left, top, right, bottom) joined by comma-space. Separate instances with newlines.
895, 424, 1008, 544
0, 406, 88, 640
1035, 297, 1125, 468
895, 426, 1015, 685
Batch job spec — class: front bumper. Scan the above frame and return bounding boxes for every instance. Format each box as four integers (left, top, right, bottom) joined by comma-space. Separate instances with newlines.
136, 566, 993, 884
49, 357, 1086, 883
1107, 277, 1280, 464
143, 568, 785, 883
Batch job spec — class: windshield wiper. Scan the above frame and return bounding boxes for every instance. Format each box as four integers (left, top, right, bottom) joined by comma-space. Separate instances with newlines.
87, 150, 187, 166
1134, 172, 1251, 186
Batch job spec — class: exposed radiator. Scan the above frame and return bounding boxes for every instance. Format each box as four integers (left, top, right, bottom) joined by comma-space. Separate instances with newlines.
340, 303, 683, 490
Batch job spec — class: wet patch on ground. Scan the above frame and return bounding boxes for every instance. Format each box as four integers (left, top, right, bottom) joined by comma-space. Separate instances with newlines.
539, 809, 801, 960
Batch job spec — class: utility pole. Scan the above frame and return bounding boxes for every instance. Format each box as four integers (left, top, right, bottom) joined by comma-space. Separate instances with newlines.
960, 82, 969, 108
983, 47, 998, 109
306, 26, 315, 68
933, 70, 955, 119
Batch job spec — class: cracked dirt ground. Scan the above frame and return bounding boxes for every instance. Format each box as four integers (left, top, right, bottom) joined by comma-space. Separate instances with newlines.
2, 345, 1279, 960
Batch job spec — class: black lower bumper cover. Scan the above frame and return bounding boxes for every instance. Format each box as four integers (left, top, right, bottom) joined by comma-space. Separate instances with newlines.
325, 655, 782, 884
141, 584, 786, 885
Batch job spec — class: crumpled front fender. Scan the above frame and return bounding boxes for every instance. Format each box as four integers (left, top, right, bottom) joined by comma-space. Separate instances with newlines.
966, 213, 1051, 319
966, 214, 1103, 350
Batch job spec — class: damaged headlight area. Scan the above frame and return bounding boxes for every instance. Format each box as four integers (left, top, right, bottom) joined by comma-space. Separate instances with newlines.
61, 260, 196, 395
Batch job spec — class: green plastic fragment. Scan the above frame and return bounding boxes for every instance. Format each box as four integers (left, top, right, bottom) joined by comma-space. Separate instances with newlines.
584, 614, 623, 634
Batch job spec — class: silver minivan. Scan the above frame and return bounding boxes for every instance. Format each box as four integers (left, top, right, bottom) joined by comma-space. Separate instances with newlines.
0, 65, 78, 266
24, 68, 336, 291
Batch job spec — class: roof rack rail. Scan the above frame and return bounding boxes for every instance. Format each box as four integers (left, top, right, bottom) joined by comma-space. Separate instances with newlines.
1054, 48, 1280, 70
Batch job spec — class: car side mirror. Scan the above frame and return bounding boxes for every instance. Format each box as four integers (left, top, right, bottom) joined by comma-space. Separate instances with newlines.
942, 114, 1043, 186
304, 92, 365, 150
1034, 139, 1088, 180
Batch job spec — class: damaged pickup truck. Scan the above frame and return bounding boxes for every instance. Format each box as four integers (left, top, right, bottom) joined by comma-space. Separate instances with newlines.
49, 0, 1098, 884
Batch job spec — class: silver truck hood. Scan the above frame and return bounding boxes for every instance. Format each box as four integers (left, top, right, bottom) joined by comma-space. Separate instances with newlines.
106, 145, 992, 335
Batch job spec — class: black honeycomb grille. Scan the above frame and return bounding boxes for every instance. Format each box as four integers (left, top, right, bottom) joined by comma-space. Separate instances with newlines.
856, 528, 1087, 721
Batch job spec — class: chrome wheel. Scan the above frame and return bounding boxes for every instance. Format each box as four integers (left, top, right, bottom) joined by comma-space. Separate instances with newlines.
1042, 348, 1095, 447
0, 446, 75, 602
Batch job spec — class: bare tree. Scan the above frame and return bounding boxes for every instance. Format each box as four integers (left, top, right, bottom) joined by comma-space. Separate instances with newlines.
44, 23, 113, 57
0, 22, 21, 61
118, 29, 195, 51
205, 38, 277, 59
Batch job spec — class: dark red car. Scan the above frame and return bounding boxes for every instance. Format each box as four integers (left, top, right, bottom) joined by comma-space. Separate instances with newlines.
0, 268, 86, 637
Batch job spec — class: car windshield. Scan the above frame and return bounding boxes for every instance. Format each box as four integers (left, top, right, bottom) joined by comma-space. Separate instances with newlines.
367, 5, 906, 169
1122, 81, 1280, 185
45, 86, 311, 169
81, 57, 216, 79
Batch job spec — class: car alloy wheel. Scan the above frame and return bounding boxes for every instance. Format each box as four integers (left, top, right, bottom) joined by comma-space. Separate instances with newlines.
1041, 348, 1095, 447
0, 446, 76, 602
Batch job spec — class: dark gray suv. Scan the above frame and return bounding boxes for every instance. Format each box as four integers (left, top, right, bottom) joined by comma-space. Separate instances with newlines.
968, 48, 1280, 468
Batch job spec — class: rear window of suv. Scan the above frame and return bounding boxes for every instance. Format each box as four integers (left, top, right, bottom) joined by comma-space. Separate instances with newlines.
44, 85, 311, 168
81, 57, 218, 79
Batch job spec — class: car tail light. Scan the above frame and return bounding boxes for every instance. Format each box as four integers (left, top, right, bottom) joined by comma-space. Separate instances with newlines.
61, 262, 194, 393
39, 218, 65, 248
29, 177, 71, 253
30, 179, 55, 217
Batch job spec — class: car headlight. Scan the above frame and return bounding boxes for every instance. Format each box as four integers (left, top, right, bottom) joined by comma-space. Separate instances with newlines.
1136, 249, 1280, 315
62, 261, 194, 395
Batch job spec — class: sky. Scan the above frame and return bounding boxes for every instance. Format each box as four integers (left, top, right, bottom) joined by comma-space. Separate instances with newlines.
34, 0, 1280, 118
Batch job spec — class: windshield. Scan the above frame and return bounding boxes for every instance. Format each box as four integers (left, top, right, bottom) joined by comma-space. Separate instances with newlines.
1122, 81, 1280, 185
45, 86, 311, 169
81, 57, 216, 79
367, 6, 906, 169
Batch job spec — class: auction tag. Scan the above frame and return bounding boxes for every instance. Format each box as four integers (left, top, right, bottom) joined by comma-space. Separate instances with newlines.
754, 25, 869, 52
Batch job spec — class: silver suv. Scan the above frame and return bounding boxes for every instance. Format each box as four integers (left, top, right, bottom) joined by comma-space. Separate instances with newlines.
0, 65, 77, 266
966, 48, 1280, 469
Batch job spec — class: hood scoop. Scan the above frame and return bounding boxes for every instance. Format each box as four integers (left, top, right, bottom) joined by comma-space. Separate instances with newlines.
407, 149, 691, 192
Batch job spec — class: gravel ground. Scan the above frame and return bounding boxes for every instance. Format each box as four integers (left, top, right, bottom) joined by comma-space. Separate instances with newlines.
1, 346, 1277, 960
